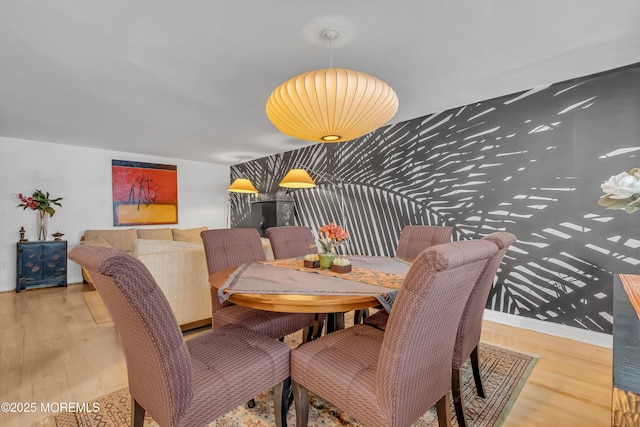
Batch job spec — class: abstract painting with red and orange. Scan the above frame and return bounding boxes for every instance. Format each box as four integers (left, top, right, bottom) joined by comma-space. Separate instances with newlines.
112, 160, 178, 226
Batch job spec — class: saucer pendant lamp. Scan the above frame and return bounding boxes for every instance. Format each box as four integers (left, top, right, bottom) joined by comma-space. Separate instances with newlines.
266, 29, 398, 143
228, 178, 258, 194
279, 169, 316, 188
226, 178, 257, 228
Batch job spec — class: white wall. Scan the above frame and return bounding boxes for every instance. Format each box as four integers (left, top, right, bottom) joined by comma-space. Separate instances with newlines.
0, 137, 229, 292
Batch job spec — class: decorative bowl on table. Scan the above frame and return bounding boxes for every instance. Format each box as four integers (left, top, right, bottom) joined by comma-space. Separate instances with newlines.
303, 254, 320, 268
330, 264, 352, 273
330, 257, 352, 273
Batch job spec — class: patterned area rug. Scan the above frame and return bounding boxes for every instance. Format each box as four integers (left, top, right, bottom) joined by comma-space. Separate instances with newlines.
37, 342, 536, 427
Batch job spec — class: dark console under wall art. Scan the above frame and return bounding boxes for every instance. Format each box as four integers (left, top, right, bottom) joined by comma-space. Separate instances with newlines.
230, 62, 640, 335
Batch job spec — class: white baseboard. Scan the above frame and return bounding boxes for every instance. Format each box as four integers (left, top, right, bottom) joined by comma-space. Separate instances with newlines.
484, 309, 612, 349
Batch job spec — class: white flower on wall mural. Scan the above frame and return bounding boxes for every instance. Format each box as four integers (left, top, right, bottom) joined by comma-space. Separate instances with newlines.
598, 168, 640, 213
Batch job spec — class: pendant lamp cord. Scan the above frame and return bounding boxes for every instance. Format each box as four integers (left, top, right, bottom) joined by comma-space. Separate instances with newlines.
322, 28, 338, 68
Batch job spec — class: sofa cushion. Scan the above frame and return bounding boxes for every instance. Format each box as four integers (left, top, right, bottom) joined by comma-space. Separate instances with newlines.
137, 228, 173, 240
80, 235, 113, 248
84, 228, 138, 253
172, 226, 208, 243
133, 239, 203, 257
261, 238, 275, 261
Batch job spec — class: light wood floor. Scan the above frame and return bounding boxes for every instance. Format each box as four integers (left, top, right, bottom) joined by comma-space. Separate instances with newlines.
0, 283, 612, 427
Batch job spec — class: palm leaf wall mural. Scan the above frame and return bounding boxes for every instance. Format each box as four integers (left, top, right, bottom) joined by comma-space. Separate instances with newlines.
231, 63, 640, 334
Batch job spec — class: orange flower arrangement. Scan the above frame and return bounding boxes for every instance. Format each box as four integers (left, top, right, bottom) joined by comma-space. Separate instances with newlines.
317, 223, 349, 254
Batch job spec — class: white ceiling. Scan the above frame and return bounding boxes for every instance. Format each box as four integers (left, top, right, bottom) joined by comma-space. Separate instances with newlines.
1, 1, 639, 165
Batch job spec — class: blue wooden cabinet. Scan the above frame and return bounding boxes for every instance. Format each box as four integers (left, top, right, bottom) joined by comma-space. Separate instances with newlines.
16, 241, 67, 293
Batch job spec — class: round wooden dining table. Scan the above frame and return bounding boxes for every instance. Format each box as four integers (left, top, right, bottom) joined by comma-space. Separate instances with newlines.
208, 257, 410, 332
209, 266, 380, 314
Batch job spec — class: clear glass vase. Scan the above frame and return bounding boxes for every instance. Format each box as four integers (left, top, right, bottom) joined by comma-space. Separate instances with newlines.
37, 210, 48, 241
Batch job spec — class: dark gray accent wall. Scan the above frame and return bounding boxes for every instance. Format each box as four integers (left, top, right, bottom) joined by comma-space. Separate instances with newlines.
231, 63, 640, 334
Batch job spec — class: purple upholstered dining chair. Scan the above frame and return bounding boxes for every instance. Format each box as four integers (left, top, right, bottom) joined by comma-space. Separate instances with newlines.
291, 239, 499, 427
451, 232, 516, 427
266, 226, 317, 259
364, 232, 516, 427
353, 224, 454, 325
201, 228, 319, 340
395, 225, 453, 260
69, 245, 291, 427
266, 225, 326, 338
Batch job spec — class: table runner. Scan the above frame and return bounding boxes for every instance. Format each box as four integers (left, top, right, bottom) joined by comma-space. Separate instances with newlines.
218, 256, 411, 312
620, 274, 640, 321
261, 257, 406, 290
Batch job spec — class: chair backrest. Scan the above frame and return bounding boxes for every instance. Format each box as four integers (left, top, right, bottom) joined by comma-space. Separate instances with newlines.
201, 228, 267, 274
395, 225, 453, 260
452, 232, 516, 369
68, 245, 193, 427
266, 226, 317, 259
201, 228, 268, 315
377, 239, 498, 426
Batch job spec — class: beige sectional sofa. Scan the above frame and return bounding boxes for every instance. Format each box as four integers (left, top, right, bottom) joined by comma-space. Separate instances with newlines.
81, 227, 211, 330
80, 226, 275, 331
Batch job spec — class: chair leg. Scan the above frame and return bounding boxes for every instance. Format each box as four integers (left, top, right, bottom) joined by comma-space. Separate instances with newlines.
302, 325, 312, 343
435, 393, 452, 427
273, 377, 291, 427
470, 345, 485, 398
131, 398, 145, 427
353, 308, 370, 324
292, 380, 309, 427
302, 316, 325, 343
452, 368, 469, 427
326, 312, 345, 333
313, 317, 324, 339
